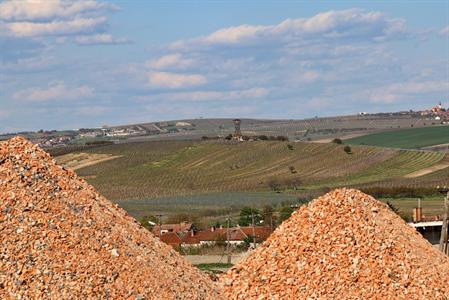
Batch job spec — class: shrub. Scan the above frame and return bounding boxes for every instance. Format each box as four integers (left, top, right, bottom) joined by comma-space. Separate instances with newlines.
140, 215, 158, 231
332, 138, 342, 144
343, 145, 352, 154
238, 207, 261, 226
287, 144, 294, 150
289, 166, 297, 174
267, 178, 282, 192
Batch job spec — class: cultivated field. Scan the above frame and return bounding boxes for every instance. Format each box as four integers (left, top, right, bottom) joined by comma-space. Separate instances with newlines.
54, 140, 449, 218
346, 125, 449, 149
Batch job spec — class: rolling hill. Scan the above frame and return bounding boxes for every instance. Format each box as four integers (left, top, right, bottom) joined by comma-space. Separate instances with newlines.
55, 140, 449, 200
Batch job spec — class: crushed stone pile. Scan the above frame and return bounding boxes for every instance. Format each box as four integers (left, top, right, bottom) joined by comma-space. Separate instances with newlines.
221, 188, 449, 299
0, 137, 223, 299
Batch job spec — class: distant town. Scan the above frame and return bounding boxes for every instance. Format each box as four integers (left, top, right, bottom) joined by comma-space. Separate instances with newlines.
1, 103, 447, 149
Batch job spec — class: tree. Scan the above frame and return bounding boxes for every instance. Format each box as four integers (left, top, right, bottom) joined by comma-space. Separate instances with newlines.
267, 178, 282, 192
344, 145, 352, 154
276, 136, 289, 141
140, 215, 158, 231
332, 138, 342, 144
238, 207, 261, 226
279, 206, 294, 223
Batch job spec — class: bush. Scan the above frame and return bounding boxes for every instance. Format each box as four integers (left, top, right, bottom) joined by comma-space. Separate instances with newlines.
343, 145, 352, 154
361, 186, 438, 198
140, 215, 158, 231
267, 178, 282, 192
276, 136, 289, 141
332, 138, 342, 144
238, 207, 261, 226
287, 144, 294, 150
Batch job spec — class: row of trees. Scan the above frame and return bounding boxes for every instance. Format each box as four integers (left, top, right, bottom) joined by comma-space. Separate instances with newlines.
139, 199, 310, 232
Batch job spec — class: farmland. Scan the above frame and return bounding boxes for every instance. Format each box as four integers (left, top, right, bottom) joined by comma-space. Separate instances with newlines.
345, 125, 449, 149
54, 139, 449, 219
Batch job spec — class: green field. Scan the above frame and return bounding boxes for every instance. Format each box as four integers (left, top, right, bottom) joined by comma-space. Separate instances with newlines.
52, 139, 449, 220
116, 192, 297, 219
345, 125, 449, 149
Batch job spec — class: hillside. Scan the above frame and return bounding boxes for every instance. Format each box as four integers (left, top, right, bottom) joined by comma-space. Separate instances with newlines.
345, 125, 449, 149
55, 140, 449, 203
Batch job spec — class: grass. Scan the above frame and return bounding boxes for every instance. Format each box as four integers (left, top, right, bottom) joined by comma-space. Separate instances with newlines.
116, 191, 298, 220
345, 125, 449, 149
380, 196, 445, 219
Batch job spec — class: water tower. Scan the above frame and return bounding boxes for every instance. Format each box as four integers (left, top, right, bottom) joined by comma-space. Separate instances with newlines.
233, 119, 242, 139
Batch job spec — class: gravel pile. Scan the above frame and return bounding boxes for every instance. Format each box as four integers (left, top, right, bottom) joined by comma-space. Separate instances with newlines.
0, 137, 223, 299
221, 188, 449, 299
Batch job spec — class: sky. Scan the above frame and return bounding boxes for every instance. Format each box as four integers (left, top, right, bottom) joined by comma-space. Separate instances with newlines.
1, 0, 448, 132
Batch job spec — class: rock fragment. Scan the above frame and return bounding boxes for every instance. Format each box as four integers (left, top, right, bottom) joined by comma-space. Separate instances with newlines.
0, 137, 223, 299
221, 188, 449, 299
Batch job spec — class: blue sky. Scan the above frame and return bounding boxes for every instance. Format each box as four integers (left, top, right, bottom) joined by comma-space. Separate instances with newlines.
1, 0, 448, 132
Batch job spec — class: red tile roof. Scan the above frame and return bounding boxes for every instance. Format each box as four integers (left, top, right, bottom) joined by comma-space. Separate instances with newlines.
186, 227, 273, 243
160, 232, 182, 247
152, 222, 193, 236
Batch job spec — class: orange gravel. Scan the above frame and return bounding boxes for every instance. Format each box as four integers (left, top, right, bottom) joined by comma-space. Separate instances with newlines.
0, 137, 224, 299
221, 188, 449, 299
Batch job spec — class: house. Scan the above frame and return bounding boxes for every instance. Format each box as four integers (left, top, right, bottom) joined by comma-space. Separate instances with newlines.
181, 226, 272, 248
152, 222, 195, 237
160, 232, 183, 250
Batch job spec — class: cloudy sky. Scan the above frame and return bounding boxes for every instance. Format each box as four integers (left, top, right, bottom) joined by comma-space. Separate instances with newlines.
1, 0, 448, 132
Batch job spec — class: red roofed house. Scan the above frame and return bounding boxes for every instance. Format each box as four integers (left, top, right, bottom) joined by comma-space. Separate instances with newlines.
159, 232, 183, 250
181, 226, 272, 249
152, 222, 196, 237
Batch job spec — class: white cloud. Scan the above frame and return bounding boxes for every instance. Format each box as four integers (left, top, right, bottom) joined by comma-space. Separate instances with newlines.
0, 0, 123, 42
171, 9, 406, 49
369, 81, 449, 103
147, 54, 195, 70
4, 16, 107, 37
440, 25, 449, 37
141, 87, 269, 102
75, 34, 130, 45
147, 72, 207, 89
0, 0, 117, 21
13, 81, 95, 101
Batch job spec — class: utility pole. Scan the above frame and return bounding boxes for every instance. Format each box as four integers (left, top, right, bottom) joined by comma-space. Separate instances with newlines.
439, 187, 449, 254
226, 216, 231, 264
156, 214, 163, 237
251, 212, 256, 249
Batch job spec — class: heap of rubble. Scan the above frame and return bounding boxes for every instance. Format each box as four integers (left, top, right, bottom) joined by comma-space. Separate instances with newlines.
0, 137, 223, 299
221, 188, 449, 299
